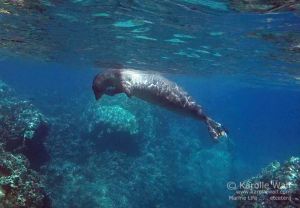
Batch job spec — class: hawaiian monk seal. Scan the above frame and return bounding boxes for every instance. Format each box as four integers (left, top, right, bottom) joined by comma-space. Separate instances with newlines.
92, 69, 227, 140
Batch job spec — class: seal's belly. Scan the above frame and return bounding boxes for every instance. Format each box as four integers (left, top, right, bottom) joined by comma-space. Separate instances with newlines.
121, 69, 198, 116
132, 84, 194, 115
133, 88, 173, 106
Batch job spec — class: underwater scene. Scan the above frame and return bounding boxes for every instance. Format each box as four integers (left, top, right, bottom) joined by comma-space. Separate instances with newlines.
0, 0, 300, 208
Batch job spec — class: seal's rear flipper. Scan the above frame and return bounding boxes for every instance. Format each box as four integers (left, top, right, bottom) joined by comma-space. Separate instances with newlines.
206, 117, 228, 141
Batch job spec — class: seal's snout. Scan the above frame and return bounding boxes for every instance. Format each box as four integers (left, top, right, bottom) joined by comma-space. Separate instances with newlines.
92, 73, 106, 100
92, 84, 103, 100
92, 76, 101, 100
94, 92, 102, 100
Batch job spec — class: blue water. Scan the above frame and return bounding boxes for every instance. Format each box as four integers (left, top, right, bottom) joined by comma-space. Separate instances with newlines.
0, 0, 300, 207
1, 58, 299, 207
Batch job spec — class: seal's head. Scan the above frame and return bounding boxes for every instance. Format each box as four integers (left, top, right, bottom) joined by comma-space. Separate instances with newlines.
92, 69, 121, 100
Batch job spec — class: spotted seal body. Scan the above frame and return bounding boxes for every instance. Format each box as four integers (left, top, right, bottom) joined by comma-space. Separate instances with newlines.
92, 69, 227, 140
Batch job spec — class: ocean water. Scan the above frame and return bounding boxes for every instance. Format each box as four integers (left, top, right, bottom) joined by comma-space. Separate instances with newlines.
0, 1, 300, 208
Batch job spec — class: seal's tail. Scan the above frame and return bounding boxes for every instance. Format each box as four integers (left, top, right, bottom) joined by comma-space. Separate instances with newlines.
205, 117, 228, 141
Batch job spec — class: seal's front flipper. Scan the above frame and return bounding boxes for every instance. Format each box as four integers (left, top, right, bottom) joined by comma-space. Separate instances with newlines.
206, 117, 228, 141
122, 86, 132, 98
120, 81, 132, 98
124, 90, 132, 98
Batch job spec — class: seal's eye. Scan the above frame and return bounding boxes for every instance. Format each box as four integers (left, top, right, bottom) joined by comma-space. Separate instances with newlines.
104, 86, 116, 95
106, 86, 115, 90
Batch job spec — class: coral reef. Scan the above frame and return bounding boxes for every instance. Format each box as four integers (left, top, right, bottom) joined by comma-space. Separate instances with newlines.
86, 104, 139, 135
77, 95, 160, 156
0, 80, 51, 207
0, 146, 51, 208
236, 157, 300, 208
42, 93, 233, 208
0, 80, 49, 169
